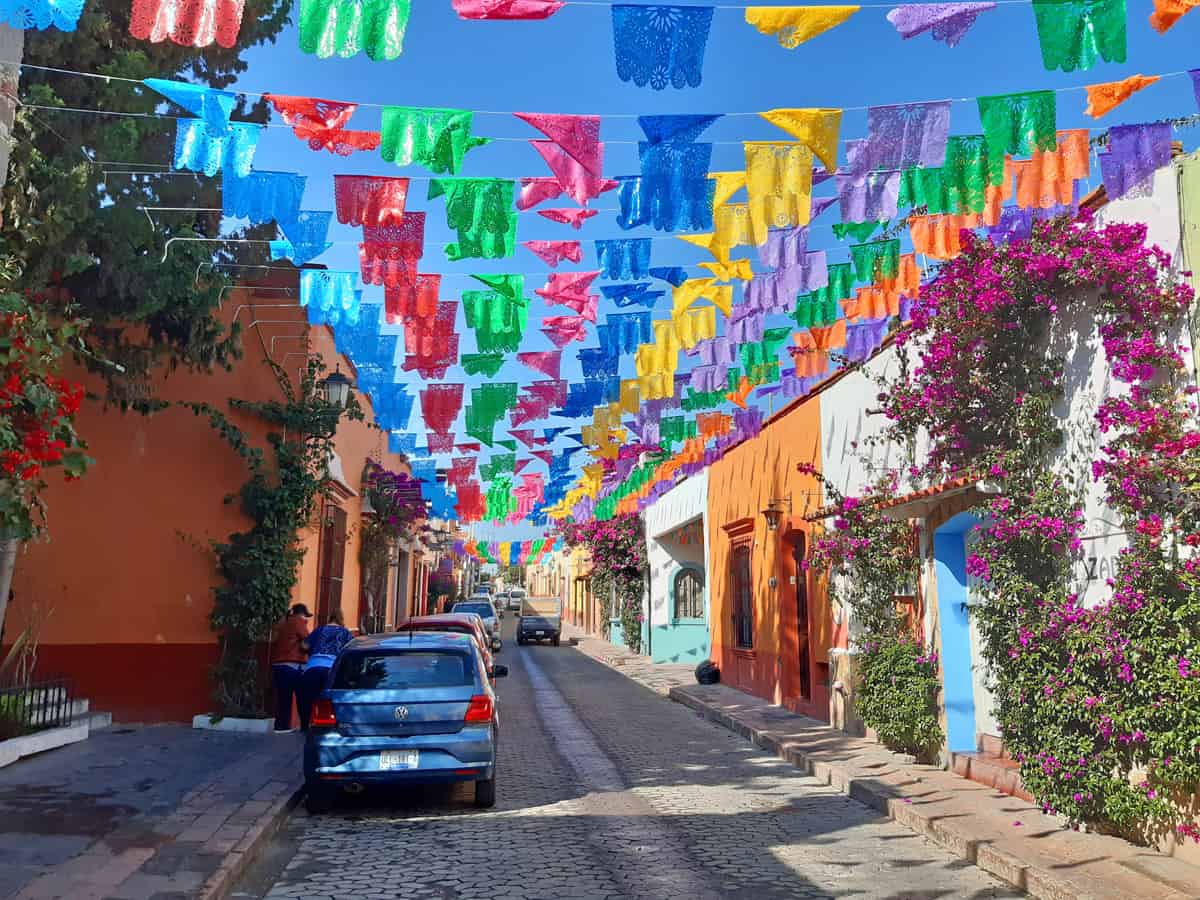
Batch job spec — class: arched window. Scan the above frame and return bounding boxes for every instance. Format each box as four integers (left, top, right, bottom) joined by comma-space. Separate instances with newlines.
673, 568, 705, 620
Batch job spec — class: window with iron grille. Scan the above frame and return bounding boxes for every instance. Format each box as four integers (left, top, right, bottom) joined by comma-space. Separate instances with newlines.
673, 567, 705, 620
731, 544, 754, 649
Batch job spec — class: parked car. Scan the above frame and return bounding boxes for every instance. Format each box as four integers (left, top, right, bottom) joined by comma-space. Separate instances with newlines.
394, 614, 495, 677
452, 600, 502, 650
516, 596, 562, 646
304, 632, 507, 813
506, 588, 525, 612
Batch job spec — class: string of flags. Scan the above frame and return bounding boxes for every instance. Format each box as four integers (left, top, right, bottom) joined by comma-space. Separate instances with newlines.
18, 3, 1200, 530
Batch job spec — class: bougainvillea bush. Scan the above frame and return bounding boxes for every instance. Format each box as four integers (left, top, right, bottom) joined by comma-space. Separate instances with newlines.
558, 513, 647, 652
0, 293, 91, 539
883, 215, 1200, 843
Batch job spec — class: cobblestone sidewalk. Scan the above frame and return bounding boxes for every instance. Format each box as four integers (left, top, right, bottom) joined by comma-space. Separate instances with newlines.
562, 622, 694, 695
564, 626, 1200, 900
0, 724, 302, 900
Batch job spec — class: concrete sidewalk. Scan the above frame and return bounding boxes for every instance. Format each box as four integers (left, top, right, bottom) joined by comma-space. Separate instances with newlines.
567, 627, 1200, 900
0, 724, 302, 900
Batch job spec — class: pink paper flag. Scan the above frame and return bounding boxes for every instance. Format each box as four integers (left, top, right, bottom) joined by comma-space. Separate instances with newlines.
538, 208, 598, 229
526, 379, 568, 407
523, 240, 582, 267
517, 177, 564, 211
536, 271, 601, 310
515, 113, 603, 175
456, 442, 482, 452
510, 428, 539, 448
541, 316, 590, 347
453, 0, 563, 18
532, 449, 554, 466
514, 458, 532, 474
516, 349, 563, 379
531, 143, 617, 206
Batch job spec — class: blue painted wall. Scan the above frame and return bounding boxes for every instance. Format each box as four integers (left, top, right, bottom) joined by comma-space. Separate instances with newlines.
933, 512, 980, 754
650, 564, 709, 664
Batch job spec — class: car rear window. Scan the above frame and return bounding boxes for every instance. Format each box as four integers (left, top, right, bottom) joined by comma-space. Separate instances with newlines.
453, 602, 494, 617
333, 651, 473, 690
509, 589, 526, 598
406, 624, 473, 638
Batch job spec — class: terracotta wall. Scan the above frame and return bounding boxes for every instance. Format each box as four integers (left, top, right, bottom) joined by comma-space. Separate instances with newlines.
5, 283, 412, 721
706, 394, 828, 719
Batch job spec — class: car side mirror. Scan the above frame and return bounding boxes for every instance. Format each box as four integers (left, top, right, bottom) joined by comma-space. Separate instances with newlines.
492, 665, 509, 678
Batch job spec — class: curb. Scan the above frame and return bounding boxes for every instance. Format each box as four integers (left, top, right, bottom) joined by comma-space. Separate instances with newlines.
668, 687, 1200, 900
198, 778, 305, 900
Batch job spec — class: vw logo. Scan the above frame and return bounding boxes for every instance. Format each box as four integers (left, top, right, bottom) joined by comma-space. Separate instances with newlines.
393, 706, 410, 721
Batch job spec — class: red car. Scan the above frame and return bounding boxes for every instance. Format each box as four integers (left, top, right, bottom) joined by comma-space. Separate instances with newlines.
395, 614, 496, 677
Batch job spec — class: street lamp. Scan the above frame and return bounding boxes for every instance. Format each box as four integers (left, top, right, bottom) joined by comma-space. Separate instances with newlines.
320, 366, 354, 410
761, 497, 792, 532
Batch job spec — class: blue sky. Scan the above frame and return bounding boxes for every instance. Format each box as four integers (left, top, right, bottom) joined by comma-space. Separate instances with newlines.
233, 2, 1200, 544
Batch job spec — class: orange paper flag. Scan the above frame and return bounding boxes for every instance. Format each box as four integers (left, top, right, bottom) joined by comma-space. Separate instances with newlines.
1149, 0, 1199, 32
1084, 75, 1160, 119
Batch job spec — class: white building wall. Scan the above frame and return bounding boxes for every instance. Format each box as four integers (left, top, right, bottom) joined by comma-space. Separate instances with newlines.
643, 471, 708, 629
1057, 164, 1186, 608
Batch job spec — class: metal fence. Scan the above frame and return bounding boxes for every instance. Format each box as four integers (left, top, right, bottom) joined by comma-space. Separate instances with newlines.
0, 676, 75, 737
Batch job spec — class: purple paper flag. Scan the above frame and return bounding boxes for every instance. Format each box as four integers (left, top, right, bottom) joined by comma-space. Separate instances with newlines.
1098, 123, 1173, 201
886, 3, 996, 48
863, 100, 953, 170
837, 169, 902, 224
747, 262, 827, 314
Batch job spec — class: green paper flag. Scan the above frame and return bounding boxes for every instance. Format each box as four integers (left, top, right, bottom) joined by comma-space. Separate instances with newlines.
740, 327, 791, 386
465, 382, 518, 446
380, 106, 490, 175
429, 178, 517, 261
977, 91, 1057, 186
792, 295, 841, 329
659, 416, 698, 446
899, 136, 993, 216
298, 0, 410, 61
461, 352, 506, 377
487, 477, 515, 522
463, 274, 529, 353
850, 238, 901, 283
1031, 0, 1126, 74
832, 220, 886, 242
495, 439, 518, 452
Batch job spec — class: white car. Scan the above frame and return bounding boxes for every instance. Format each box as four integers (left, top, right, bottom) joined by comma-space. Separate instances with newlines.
506, 588, 526, 611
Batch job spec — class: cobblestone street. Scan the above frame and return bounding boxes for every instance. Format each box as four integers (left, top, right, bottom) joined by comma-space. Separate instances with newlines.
235, 621, 1020, 900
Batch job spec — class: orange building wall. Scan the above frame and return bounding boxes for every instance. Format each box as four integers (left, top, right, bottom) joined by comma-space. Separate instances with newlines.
5, 285, 412, 722
706, 394, 829, 720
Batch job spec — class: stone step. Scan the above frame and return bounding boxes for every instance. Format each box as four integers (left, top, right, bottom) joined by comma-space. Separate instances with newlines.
83, 711, 112, 731
950, 750, 1034, 802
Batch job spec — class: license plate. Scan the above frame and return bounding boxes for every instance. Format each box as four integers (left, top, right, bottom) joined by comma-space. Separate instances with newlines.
379, 750, 418, 770
534, 631, 545, 637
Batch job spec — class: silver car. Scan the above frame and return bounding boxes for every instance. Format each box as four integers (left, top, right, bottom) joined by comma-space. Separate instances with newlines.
452, 600, 502, 651
506, 588, 525, 611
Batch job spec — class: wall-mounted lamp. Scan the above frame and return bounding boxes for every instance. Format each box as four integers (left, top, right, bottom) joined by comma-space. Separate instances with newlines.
760, 497, 793, 532
320, 366, 354, 410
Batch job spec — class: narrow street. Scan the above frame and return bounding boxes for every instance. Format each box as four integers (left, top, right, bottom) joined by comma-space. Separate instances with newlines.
234, 620, 1019, 900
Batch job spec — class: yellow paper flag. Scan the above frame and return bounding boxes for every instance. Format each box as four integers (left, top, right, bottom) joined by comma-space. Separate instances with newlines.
760, 108, 842, 173
744, 6, 859, 49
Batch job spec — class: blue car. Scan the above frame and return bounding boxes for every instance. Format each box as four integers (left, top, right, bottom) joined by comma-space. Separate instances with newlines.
303, 632, 507, 813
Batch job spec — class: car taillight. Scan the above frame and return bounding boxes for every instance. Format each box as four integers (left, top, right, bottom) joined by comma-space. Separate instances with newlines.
310, 698, 337, 727
464, 695, 494, 723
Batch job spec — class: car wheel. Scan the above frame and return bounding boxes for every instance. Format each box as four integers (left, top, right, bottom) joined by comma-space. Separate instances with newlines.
552, 635, 560, 647
305, 785, 335, 814
516, 635, 525, 645
475, 774, 496, 808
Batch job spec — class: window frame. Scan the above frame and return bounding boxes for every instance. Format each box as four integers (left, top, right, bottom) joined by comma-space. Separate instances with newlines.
671, 566, 706, 622
730, 543, 754, 650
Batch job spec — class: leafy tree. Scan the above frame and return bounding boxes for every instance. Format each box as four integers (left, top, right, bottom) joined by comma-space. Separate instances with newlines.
2, 0, 293, 411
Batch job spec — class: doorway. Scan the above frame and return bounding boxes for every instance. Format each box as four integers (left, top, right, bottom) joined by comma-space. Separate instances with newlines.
790, 532, 811, 700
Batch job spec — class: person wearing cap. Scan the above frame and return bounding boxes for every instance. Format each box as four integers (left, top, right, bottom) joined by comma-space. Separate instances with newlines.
270, 603, 311, 732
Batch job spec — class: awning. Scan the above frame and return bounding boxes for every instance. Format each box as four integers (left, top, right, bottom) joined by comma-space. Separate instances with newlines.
804, 476, 1000, 522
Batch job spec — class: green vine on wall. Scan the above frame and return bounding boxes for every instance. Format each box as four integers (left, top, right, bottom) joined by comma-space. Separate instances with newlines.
187, 357, 362, 717
801, 466, 942, 757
